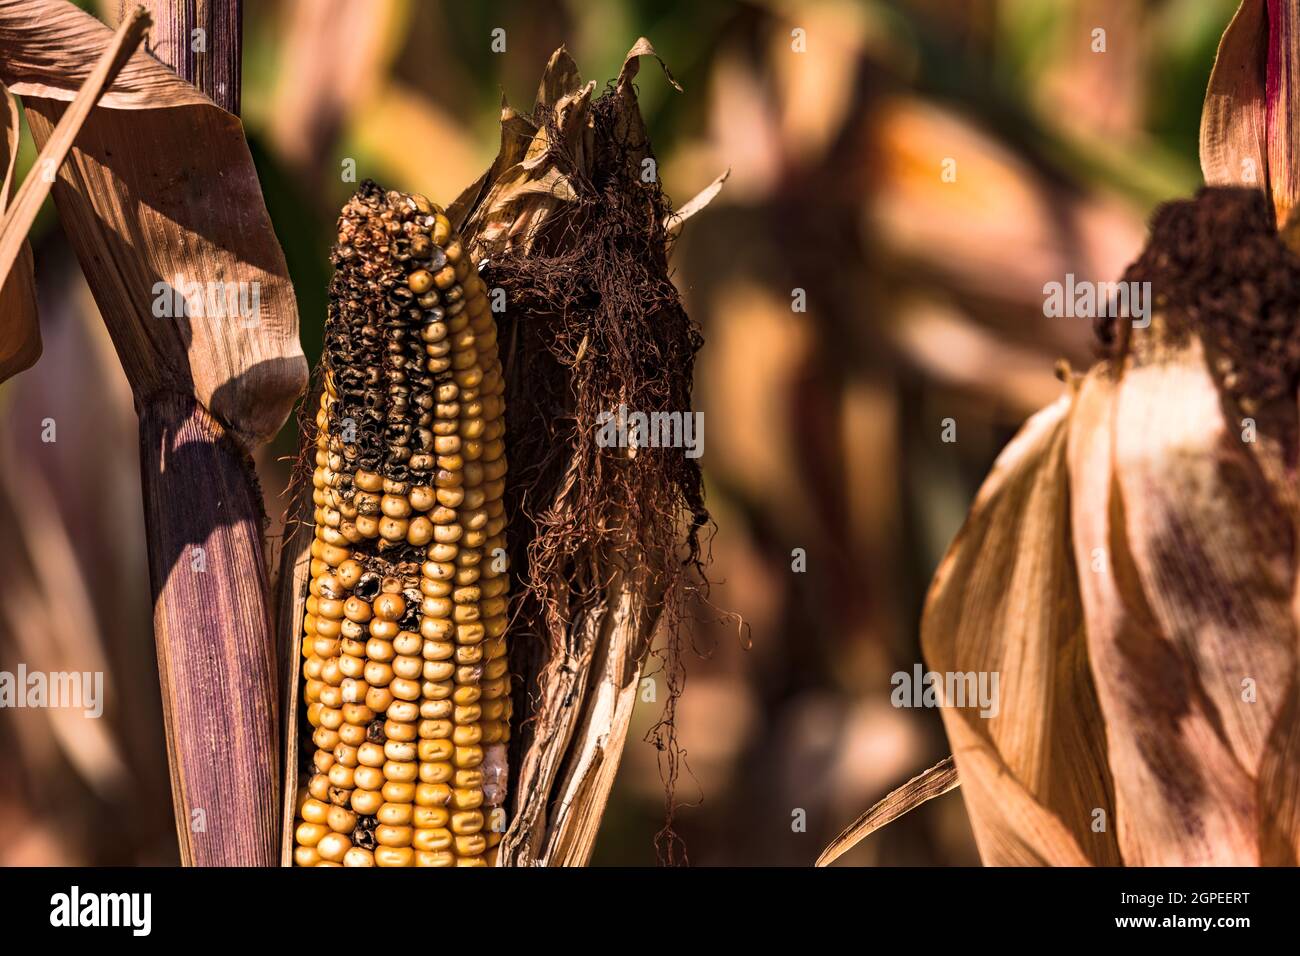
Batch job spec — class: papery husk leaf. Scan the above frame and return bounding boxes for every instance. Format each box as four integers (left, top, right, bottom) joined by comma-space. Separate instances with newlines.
460, 81, 595, 256
1114, 335, 1291, 780
617, 37, 682, 94
1198, 0, 1300, 234
922, 392, 1120, 866
1075, 331, 1296, 864
0, 82, 37, 382
446, 99, 538, 233
664, 167, 729, 239
272, 477, 314, 867
0, 0, 306, 448
816, 756, 959, 867
538, 559, 663, 866
535, 45, 582, 110
609, 38, 678, 176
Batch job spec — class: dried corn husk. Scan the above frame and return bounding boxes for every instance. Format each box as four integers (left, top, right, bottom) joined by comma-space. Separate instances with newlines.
452, 40, 719, 866
827, 195, 1300, 865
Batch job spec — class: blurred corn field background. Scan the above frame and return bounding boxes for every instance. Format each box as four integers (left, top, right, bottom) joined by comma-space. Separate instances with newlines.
0, 0, 1238, 865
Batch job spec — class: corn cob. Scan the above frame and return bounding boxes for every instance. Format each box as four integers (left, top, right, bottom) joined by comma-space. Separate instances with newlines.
293, 182, 511, 867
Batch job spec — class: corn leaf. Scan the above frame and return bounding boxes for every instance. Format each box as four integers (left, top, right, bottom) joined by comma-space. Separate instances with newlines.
664, 167, 729, 239
1200, 0, 1300, 233
0, 7, 147, 378
0, 0, 306, 447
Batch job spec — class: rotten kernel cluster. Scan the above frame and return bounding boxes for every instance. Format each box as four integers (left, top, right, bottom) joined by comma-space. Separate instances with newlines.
293, 182, 511, 868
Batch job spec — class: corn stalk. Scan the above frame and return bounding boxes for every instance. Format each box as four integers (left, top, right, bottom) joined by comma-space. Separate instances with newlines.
122, 0, 282, 871
0, 0, 305, 865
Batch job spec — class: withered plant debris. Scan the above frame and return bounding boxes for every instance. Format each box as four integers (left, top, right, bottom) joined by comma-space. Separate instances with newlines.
478, 83, 711, 864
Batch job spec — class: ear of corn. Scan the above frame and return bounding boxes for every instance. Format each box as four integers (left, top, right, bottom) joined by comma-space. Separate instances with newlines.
293, 182, 510, 867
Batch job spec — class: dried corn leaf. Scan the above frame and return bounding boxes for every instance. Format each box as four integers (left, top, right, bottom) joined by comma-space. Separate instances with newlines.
0, 7, 145, 318
816, 756, 959, 867
1201, 2, 1268, 192
664, 167, 729, 239
0, 1, 205, 108
446, 100, 540, 233
0, 0, 306, 447
1, 6, 150, 383
1269, 1, 1300, 232
536, 46, 582, 110
921, 393, 1119, 866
